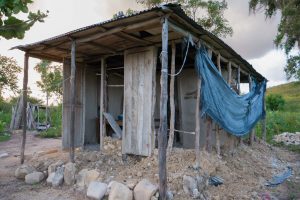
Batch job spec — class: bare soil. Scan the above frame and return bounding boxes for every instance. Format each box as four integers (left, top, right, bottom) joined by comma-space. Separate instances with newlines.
0, 131, 299, 200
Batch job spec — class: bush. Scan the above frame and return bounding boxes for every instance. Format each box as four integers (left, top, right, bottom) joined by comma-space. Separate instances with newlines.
266, 94, 285, 111
40, 126, 62, 138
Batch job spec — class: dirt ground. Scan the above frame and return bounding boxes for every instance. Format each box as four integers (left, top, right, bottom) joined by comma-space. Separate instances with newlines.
0, 131, 299, 200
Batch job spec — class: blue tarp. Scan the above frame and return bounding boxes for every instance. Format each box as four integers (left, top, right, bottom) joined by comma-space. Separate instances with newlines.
195, 47, 266, 136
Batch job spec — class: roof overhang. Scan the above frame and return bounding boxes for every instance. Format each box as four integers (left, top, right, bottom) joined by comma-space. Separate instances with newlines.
12, 3, 265, 81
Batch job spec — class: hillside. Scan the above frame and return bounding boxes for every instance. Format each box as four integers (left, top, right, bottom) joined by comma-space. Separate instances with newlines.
267, 81, 300, 112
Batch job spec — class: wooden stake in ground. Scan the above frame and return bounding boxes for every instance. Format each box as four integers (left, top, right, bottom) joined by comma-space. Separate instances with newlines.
69, 40, 76, 163
194, 78, 201, 168
100, 58, 106, 150
20, 53, 29, 164
167, 42, 176, 154
262, 93, 267, 141
249, 75, 255, 145
237, 66, 243, 145
158, 17, 168, 200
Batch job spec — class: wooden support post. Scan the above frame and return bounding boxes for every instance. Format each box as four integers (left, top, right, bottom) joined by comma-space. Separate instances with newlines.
237, 66, 243, 145
205, 117, 212, 152
249, 75, 255, 145
227, 61, 232, 85
167, 42, 176, 153
69, 40, 76, 163
217, 53, 221, 73
158, 17, 168, 200
100, 58, 106, 150
262, 95, 267, 141
215, 53, 222, 156
227, 62, 235, 153
20, 53, 29, 164
194, 78, 201, 168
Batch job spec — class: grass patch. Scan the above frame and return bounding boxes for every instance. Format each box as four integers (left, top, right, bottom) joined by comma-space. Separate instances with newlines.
39, 126, 62, 138
0, 132, 11, 142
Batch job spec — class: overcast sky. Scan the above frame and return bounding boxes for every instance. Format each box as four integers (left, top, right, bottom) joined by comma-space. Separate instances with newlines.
0, 0, 290, 101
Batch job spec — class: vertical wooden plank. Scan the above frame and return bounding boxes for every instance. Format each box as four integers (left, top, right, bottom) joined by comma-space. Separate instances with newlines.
158, 17, 168, 200
194, 78, 201, 168
70, 40, 76, 163
20, 53, 29, 164
227, 62, 234, 152
217, 53, 221, 73
216, 53, 222, 156
249, 75, 255, 145
206, 117, 212, 152
100, 58, 106, 151
262, 95, 267, 141
167, 42, 176, 153
237, 66, 243, 145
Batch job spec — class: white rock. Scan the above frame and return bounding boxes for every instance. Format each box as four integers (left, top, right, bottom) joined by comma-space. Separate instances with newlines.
182, 175, 197, 194
0, 152, 8, 158
87, 181, 107, 200
25, 172, 44, 184
47, 172, 55, 185
76, 168, 89, 188
48, 160, 64, 175
125, 179, 138, 189
134, 179, 158, 200
15, 164, 36, 179
52, 166, 64, 187
85, 170, 100, 188
64, 162, 76, 185
109, 181, 133, 200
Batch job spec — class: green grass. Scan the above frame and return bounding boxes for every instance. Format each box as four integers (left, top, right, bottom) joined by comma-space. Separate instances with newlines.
267, 81, 300, 112
256, 81, 300, 153
39, 104, 62, 138
0, 132, 11, 142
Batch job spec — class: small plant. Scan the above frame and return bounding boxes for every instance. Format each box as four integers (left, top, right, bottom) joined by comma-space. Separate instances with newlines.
266, 94, 285, 111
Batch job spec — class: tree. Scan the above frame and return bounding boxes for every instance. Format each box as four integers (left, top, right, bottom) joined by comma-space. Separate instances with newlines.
0, 55, 21, 98
137, 0, 233, 37
34, 60, 63, 99
0, 0, 48, 39
249, 0, 300, 80
266, 94, 285, 111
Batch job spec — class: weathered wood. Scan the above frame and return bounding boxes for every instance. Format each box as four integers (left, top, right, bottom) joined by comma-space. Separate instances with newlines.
262, 95, 267, 141
158, 17, 168, 200
20, 53, 29, 164
237, 66, 243, 145
167, 42, 176, 153
249, 75, 255, 145
205, 117, 212, 152
103, 112, 122, 139
217, 53, 221, 72
69, 40, 76, 163
216, 125, 221, 157
227, 61, 232, 85
100, 58, 106, 150
77, 18, 159, 44
227, 61, 235, 152
122, 46, 157, 156
194, 78, 201, 167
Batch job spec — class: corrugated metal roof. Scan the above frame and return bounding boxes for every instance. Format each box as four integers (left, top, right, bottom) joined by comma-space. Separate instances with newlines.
12, 3, 265, 81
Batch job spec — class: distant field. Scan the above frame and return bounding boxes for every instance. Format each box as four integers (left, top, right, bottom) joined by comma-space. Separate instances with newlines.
267, 81, 300, 112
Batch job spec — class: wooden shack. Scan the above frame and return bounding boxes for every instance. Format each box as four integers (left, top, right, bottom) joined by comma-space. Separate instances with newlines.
14, 4, 266, 158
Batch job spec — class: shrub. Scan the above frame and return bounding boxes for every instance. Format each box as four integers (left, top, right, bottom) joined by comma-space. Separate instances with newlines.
266, 94, 285, 111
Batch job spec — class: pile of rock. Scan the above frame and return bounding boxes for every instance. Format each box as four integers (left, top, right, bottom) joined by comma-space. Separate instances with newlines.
15, 161, 171, 200
182, 175, 208, 199
273, 132, 300, 145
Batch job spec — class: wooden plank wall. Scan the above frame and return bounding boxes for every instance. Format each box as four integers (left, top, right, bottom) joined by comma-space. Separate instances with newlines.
122, 46, 157, 156
62, 60, 84, 148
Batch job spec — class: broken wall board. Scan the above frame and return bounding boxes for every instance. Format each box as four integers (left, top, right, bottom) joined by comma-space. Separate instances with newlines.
122, 46, 157, 156
62, 60, 84, 149
103, 112, 122, 139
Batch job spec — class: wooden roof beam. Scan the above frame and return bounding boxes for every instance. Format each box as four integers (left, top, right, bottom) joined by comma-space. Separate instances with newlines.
76, 18, 160, 44
84, 41, 117, 54
116, 32, 153, 45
